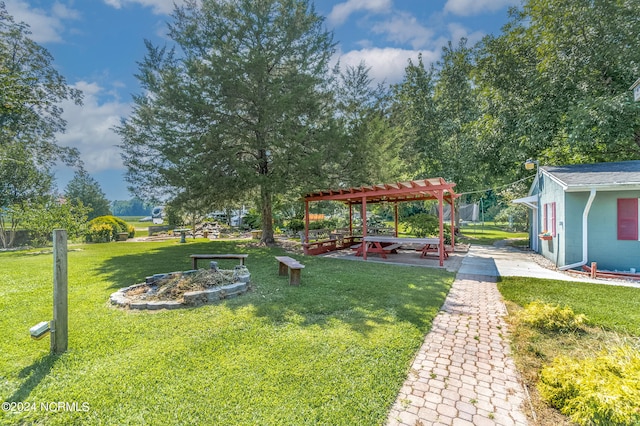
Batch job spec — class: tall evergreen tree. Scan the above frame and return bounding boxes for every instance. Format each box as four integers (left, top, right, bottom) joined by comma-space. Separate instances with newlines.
64, 168, 111, 220
117, 0, 337, 243
332, 62, 402, 185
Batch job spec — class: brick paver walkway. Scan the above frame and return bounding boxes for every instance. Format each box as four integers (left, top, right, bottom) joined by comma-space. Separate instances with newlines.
387, 273, 529, 425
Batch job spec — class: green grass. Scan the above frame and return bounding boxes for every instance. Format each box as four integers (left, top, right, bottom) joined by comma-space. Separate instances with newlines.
498, 277, 640, 425
116, 216, 156, 231
459, 222, 528, 246
0, 240, 454, 425
498, 277, 640, 335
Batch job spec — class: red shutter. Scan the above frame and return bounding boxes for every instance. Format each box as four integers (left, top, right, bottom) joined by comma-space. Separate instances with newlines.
551, 202, 557, 236
543, 204, 548, 232
618, 198, 638, 240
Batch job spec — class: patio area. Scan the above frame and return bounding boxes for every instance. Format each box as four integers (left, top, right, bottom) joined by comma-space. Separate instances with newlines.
319, 245, 468, 273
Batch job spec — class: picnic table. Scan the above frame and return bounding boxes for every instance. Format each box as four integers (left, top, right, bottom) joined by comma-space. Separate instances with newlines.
355, 236, 448, 260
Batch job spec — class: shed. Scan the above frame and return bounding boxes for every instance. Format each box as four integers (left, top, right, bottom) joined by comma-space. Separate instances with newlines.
514, 160, 640, 271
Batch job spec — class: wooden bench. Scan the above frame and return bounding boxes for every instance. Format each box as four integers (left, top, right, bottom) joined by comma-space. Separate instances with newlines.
353, 242, 401, 258
419, 243, 448, 259
190, 254, 248, 269
382, 243, 402, 254
275, 256, 305, 286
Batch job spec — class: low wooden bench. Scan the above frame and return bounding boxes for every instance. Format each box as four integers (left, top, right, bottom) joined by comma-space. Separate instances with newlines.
382, 243, 402, 254
419, 243, 448, 259
275, 256, 305, 286
190, 254, 248, 269
353, 242, 401, 257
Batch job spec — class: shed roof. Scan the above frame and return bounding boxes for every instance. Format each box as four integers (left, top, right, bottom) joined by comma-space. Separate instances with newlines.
541, 160, 640, 192
304, 178, 457, 204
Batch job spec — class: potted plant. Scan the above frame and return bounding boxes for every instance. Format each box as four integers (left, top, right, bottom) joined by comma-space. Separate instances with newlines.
539, 231, 553, 240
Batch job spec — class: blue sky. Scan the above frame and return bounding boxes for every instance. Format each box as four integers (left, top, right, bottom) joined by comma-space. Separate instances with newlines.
5, 0, 518, 201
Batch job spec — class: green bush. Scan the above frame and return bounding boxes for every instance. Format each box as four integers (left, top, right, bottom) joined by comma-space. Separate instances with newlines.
86, 223, 113, 243
243, 208, 261, 229
518, 301, 587, 332
539, 344, 640, 425
287, 218, 305, 233
85, 215, 130, 242
401, 213, 439, 238
128, 225, 135, 238
308, 218, 339, 230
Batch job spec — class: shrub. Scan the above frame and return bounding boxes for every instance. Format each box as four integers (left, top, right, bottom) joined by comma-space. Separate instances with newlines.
518, 301, 587, 332
309, 218, 339, 230
243, 209, 261, 229
287, 219, 305, 233
402, 213, 439, 238
539, 344, 640, 425
86, 223, 113, 243
85, 215, 130, 242
128, 225, 135, 238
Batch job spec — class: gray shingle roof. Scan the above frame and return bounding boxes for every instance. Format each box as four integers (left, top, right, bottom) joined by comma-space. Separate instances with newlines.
542, 160, 640, 188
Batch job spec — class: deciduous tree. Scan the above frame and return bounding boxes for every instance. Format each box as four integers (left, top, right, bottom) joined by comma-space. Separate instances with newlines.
474, 0, 640, 170
0, 3, 82, 246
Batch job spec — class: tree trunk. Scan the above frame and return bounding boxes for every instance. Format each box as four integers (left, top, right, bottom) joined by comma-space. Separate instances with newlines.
260, 185, 275, 244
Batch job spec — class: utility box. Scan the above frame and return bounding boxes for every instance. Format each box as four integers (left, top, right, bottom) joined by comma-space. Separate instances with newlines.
30, 321, 51, 340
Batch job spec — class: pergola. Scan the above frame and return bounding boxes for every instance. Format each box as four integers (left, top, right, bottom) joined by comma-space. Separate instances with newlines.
303, 178, 459, 266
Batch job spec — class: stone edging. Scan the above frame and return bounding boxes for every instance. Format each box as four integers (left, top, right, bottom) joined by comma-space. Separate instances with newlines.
109, 277, 250, 310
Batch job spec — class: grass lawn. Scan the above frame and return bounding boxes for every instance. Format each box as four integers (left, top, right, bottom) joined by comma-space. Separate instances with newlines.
458, 222, 528, 246
498, 277, 640, 425
0, 240, 454, 425
498, 277, 640, 335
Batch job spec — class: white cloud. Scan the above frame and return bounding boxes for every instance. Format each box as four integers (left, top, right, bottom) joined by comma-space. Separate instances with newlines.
57, 81, 131, 172
446, 23, 485, 46
327, 0, 392, 26
371, 11, 434, 50
103, 0, 185, 15
3, 0, 80, 43
444, 0, 519, 17
335, 47, 439, 85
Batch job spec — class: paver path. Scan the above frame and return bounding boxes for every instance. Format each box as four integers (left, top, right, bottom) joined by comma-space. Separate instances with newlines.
387, 247, 530, 426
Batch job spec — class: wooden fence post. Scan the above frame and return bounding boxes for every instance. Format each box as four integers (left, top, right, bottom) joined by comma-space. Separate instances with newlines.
51, 229, 68, 354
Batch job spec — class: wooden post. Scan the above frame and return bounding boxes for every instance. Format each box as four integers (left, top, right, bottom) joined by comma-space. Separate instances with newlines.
361, 197, 368, 260
304, 201, 310, 251
449, 198, 456, 251
51, 229, 68, 354
394, 203, 399, 237
348, 203, 353, 236
590, 262, 597, 279
437, 191, 445, 267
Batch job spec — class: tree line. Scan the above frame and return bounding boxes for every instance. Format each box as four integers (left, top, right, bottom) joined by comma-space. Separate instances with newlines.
1, 0, 639, 246
118, 0, 640, 243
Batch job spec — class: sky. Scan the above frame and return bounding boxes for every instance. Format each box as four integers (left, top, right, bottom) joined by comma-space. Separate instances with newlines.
4, 0, 519, 201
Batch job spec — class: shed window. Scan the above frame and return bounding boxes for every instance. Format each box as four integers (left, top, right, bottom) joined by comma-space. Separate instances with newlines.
543, 202, 556, 236
617, 198, 639, 240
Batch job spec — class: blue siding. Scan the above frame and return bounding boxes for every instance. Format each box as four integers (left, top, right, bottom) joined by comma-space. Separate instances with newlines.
539, 185, 640, 271
537, 174, 565, 266
585, 191, 640, 271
